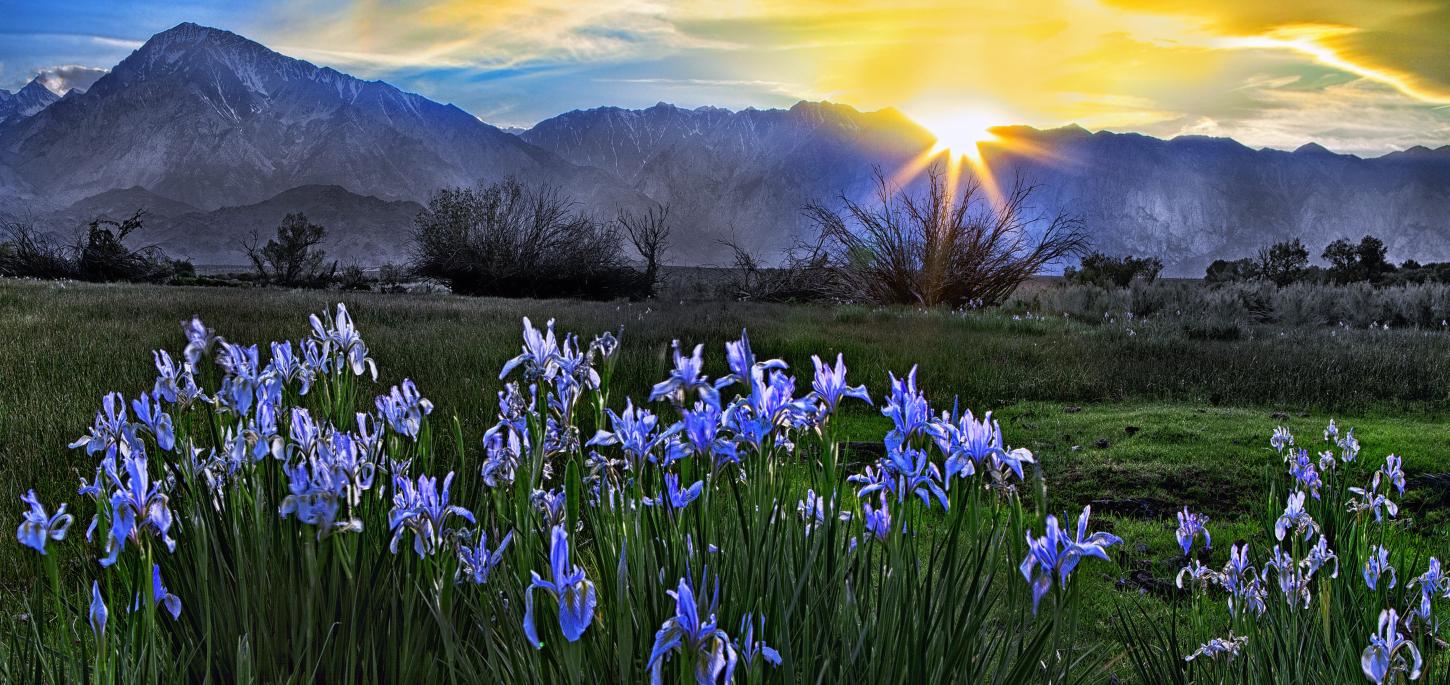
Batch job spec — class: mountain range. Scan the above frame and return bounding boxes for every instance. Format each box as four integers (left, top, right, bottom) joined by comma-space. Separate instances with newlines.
1, 22, 1448, 274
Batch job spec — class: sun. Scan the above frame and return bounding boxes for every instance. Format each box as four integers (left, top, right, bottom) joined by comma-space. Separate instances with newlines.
918, 110, 1001, 162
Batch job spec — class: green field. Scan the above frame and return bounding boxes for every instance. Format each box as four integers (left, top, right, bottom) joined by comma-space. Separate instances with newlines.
2, 278, 1448, 680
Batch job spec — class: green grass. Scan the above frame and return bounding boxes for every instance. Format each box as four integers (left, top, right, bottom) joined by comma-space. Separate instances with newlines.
2, 278, 1449, 681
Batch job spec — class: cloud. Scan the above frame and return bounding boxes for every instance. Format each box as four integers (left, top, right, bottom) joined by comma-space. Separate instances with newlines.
28, 64, 108, 94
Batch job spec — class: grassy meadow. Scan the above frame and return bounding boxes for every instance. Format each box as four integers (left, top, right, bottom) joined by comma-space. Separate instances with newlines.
2, 278, 1449, 681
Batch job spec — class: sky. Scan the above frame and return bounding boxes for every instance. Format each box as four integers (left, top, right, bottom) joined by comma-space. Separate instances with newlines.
1, 0, 1447, 155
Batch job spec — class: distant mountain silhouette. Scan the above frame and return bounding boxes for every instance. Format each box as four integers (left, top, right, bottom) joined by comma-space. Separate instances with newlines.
2, 22, 1448, 272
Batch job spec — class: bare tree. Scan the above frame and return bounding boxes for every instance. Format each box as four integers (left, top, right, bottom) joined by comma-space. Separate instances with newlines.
804, 164, 1088, 307
1, 208, 183, 282
617, 203, 673, 297
242, 212, 333, 286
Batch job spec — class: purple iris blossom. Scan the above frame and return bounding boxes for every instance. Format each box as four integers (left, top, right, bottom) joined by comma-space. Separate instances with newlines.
1303, 536, 1339, 578
1364, 545, 1397, 591
862, 495, 892, 542
309, 303, 377, 380
17, 489, 73, 555
588, 399, 682, 466
1409, 558, 1445, 626
1018, 505, 1122, 614
149, 564, 182, 620
388, 472, 475, 557
216, 342, 262, 415
1379, 454, 1406, 494
736, 613, 782, 669
355, 412, 385, 461
181, 316, 216, 367
288, 408, 322, 458
681, 401, 739, 468
456, 528, 514, 585
645, 473, 704, 511
89, 581, 108, 639
99, 453, 177, 567
1273, 491, 1318, 541
375, 379, 434, 439
930, 405, 1006, 481
1288, 450, 1322, 499
646, 576, 738, 685
651, 340, 726, 407
70, 392, 138, 459
301, 338, 330, 376
1270, 426, 1294, 453
279, 457, 363, 539
1219, 543, 1266, 617
1175, 507, 1211, 556
746, 370, 816, 431
152, 349, 205, 407
555, 332, 601, 389
523, 525, 597, 646
854, 447, 948, 510
532, 488, 567, 527
1176, 559, 1218, 591
481, 420, 525, 488
266, 340, 314, 394
500, 317, 560, 380
1323, 419, 1338, 442
1262, 547, 1313, 608
722, 329, 786, 388
1185, 633, 1247, 662
130, 391, 176, 452
882, 367, 932, 451
1361, 609, 1422, 684
1337, 428, 1360, 462
1317, 450, 1337, 473
797, 489, 826, 534
1348, 475, 1399, 521
810, 353, 871, 414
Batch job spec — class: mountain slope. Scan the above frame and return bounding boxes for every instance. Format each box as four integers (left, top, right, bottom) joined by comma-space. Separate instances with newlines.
528, 104, 1450, 273
0, 78, 61, 124
0, 23, 633, 214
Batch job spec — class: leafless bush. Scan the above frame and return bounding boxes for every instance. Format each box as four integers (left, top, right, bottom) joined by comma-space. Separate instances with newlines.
720, 236, 841, 302
804, 164, 1087, 307
1, 210, 185, 282
411, 178, 642, 299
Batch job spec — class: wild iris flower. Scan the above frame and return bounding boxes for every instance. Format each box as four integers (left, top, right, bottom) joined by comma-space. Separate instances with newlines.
1348, 476, 1399, 522
647, 576, 738, 685
797, 489, 826, 534
930, 406, 1007, 481
589, 399, 681, 466
279, 458, 363, 539
267, 340, 314, 394
1270, 426, 1294, 453
98, 453, 177, 567
152, 349, 204, 407
648, 473, 703, 511
181, 316, 216, 367
309, 303, 377, 380
723, 330, 785, 387
1220, 543, 1267, 617
523, 525, 597, 646
376, 379, 433, 439
862, 495, 892, 542
148, 564, 182, 620
1019, 506, 1122, 613
70, 392, 137, 459
89, 581, 108, 639
130, 391, 175, 452
1274, 491, 1318, 541
1409, 558, 1445, 625
681, 401, 738, 468
882, 367, 932, 451
1185, 634, 1247, 662
500, 317, 560, 380
736, 613, 782, 669
481, 420, 525, 488
1364, 545, 1397, 591
1379, 454, 1407, 495
1175, 507, 1211, 556
456, 529, 514, 585
810, 353, 871, 414
1361, 609, 1422, 684
651, 341, 726, 407
17, 490, 73, 555
1303, 536, 1340, 578
853, 447, 948, 510
1288, 450, 1322, 499
1263, 548, 1314, 608
388, 472, 475, 557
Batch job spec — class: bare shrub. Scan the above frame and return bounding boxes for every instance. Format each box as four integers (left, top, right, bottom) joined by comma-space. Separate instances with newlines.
1, 210, 185, 282
804, 164, 1087, 307
410, 178, 641, 299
